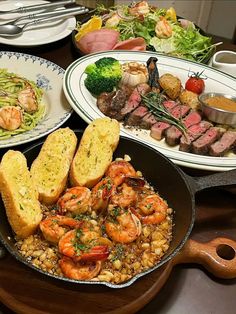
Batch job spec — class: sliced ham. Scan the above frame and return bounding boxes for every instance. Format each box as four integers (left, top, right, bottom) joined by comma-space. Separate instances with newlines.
77, 30, 146, 54
113, 37, 146, 51
76, 29, 120, 54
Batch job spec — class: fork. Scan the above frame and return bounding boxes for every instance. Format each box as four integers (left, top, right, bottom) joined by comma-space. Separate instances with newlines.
0, 0, 76, 14
3, 6, 88, 26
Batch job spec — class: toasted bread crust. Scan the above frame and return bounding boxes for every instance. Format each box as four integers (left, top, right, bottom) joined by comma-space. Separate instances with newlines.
30, 128, 77, 204
70, 118, 120, 188
0, 150, 42, 238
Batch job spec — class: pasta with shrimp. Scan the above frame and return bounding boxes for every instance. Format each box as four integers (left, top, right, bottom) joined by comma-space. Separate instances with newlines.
0, 68, 45, 139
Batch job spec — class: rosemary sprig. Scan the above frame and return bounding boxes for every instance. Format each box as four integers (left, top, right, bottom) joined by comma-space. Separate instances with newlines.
142, 92, 187, 134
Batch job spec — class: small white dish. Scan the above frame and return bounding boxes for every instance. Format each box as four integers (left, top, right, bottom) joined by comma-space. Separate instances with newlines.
63, 50, 236, 172
0, 51, 73, 148
0, 0, 76, 47
211, 50, 236, 77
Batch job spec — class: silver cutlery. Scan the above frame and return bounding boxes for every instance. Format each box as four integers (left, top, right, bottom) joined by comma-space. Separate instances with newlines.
2, 6, 88, 26
0, 7, 89, 37
0, 0, 76, 14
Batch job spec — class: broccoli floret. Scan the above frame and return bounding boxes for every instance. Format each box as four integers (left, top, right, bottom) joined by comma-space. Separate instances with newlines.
84, 57, 122, 96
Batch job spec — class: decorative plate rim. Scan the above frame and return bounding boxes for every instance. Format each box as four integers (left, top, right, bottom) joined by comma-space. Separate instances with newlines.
0, 50, 73, 148
63, 50, 236, 171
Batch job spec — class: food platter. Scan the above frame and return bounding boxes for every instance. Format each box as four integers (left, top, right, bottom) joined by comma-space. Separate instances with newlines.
0, 51, 73, 148
63, 50, 236, 172
0, 0, 76, 47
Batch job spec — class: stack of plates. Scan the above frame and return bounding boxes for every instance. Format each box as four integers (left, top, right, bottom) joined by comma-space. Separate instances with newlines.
0, 0, 76, 47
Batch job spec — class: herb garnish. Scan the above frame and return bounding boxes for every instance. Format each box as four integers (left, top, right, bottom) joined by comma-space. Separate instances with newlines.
142, 92, 187, 134
111, 244, 124, 261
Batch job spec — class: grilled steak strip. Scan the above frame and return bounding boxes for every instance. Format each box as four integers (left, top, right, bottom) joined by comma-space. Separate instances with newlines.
192, 127, 224, 155
140, 112, 157, 129
150, 103, 190, 141
165, 111, 202, 146
209, 131, 236, 157
151, 122, 170, 140
179, 120, 212, 152
121, 83, 151, 117
97, 89, 129, 121
125, 106, 149, 126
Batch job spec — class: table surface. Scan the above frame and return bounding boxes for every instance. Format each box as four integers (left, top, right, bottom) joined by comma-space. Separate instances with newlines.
0, 22, 236, 314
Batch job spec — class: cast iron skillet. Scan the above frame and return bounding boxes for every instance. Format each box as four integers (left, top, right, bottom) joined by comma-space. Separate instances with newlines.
0, 131, 236, 288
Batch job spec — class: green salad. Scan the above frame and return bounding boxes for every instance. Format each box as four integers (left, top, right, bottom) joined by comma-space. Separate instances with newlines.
95, 1, 215, 63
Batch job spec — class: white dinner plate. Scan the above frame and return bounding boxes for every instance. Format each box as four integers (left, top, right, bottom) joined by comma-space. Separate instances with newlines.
0, 51, 73, 148
63, 50, 236, 172
0, 0, 76, 47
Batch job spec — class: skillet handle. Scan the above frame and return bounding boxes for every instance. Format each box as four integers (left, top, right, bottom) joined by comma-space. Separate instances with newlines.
184, 168, 236, 194
173, 237, 236, 279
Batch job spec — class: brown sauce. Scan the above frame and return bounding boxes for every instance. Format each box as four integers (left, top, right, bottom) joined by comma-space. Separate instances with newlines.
205, 96, 236, 112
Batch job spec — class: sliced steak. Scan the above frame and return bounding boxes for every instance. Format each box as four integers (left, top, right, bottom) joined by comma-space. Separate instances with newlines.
150, 122, 170, 140
209, 131, 236, 157
192, 127, 223, 155
125, 105, 148, 126
97, 89, 128, 120
179, 120, 212, 152
140, 113, 157, 129
163, 100, 178, 111
150, 103, 189, 141
170, 104, 191, 119
165, 111, 202, 146
121, 83, 151, 117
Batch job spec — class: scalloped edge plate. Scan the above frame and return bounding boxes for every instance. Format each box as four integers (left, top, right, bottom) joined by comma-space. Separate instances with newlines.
0, 51, 73, 148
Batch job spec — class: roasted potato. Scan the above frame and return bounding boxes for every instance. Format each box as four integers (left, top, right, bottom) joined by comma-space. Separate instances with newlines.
179, 89, 200, 110
159, 73, 182, 100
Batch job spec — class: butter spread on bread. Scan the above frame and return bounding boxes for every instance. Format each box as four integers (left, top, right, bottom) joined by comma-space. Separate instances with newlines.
70, 118, 120, 188
0, 150, 42, 239
30, 128, 77, 205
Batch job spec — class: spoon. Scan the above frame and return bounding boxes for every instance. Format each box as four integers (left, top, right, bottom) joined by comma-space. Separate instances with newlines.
0, 7, 89, 37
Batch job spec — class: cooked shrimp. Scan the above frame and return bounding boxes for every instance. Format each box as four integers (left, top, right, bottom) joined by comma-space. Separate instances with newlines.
91, 177, 114, 212
105, 206, 141, 243
57, 187, 91, 215
111, 183, 138, 208
135, 193, 168, 224
105, 160, 137, 186
59, 257, 101, 280
129, 1, 150, 16
155, 17, 172, 38
17, 85, 38, 113
105, 12, 121, 28
58, 225, 110, 262
0, 106, 22, 130
39, 215, 80, 244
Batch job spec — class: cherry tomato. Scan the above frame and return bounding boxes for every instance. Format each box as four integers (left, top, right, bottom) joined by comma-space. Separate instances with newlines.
185, 72, 205, 94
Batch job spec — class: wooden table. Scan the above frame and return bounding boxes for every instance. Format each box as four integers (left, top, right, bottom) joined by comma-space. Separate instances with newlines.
0, 31, 236, 314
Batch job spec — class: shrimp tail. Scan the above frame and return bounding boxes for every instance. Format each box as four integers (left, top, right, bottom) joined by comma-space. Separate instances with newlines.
76, 245, 109, 262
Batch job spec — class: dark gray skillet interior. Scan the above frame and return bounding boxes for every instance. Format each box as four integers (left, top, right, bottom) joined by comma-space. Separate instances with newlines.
0, 131, 235, 288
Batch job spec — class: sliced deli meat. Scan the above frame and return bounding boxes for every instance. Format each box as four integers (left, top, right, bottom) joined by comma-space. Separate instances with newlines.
76, 29, 120, 54
76, 31, 146, 54
113, 37, 146, 51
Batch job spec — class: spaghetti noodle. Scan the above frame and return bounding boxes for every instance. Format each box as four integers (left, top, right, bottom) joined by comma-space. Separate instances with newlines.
0, 69, 45, 139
